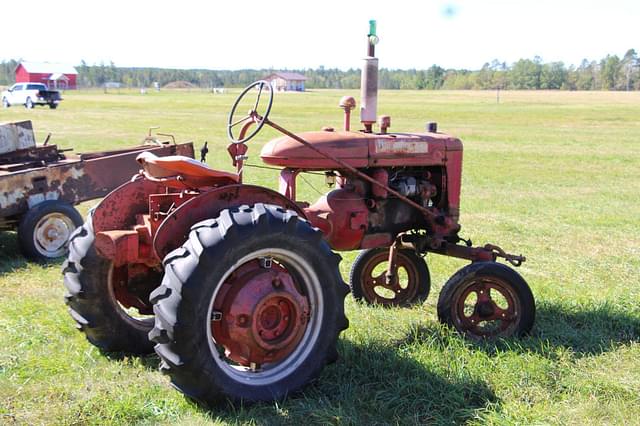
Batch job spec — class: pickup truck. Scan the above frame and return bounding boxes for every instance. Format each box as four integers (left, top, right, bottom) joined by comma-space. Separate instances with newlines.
1, 83, 62, 109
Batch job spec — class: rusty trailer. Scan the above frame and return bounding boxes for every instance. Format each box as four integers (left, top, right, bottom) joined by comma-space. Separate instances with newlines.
0, 120, 194, 260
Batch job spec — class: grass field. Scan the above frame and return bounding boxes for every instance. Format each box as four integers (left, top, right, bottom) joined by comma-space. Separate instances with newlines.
0, 88, 639, 425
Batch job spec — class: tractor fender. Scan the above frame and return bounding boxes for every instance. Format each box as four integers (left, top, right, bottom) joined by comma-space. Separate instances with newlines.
92, 177, 167, 234
153, 184, 306, 259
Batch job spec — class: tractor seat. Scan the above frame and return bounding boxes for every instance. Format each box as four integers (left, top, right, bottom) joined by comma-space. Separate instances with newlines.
136, 151, 239, 189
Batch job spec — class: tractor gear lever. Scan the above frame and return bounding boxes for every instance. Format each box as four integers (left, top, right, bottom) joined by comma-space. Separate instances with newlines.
200, 141, 209, 163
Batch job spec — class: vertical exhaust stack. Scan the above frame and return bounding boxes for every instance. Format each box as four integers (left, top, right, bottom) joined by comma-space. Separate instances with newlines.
360, 20, 379, 133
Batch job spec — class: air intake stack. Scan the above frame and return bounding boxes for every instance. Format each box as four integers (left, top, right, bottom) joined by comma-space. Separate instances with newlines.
360, 20, 379, 133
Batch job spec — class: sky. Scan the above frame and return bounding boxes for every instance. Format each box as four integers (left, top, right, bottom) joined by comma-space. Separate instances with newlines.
2, 0, 638, 70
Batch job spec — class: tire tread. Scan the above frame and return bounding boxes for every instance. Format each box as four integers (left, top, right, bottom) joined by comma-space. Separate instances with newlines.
149, 203, 348, 406
63, 216, 156, 354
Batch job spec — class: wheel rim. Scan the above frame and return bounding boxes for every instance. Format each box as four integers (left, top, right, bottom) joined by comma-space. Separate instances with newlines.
107, 264, 155, 330
360, 251, 420, 306
206, 248, 323, 385
452, 276, 520, 339
32, 212, 76, 258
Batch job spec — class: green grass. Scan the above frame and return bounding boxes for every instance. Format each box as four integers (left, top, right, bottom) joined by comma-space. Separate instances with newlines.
1, 89, 639, 425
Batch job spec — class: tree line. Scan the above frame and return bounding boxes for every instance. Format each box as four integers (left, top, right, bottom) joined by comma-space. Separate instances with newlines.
1, 49, 638, 90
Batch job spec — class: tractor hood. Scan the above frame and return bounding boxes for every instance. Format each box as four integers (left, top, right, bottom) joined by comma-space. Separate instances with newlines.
260, 130, 462, 170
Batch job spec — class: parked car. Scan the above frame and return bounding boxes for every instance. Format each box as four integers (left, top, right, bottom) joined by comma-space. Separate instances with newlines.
1, 83, 62, 109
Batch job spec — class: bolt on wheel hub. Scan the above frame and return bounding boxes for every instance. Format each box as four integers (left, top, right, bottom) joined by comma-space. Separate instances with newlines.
361, 251, 420, 305
455, 278, 519, 338
255, 296, 297, 344
211, 260, 310, 367
477, 301, 495, 318
34, 213, 75, 256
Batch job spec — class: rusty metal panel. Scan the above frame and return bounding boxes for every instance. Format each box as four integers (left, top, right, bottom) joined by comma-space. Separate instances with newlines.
92, 178, 168, 235
175, 143, 195, 158
0, 160, 83, 217
0, 121, 36, 154
153, 184, 305, 259
0, 142, 195, 222
82, 144, 187, 193
0, 145, 60, 171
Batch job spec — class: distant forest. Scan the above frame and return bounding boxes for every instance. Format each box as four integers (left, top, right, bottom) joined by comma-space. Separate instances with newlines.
1, 49, 638, 90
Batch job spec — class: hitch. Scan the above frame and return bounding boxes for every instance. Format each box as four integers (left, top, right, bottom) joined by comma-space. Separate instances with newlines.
434, 241, 526, 266
483, 244, 526, 267
401, 234, 526, 267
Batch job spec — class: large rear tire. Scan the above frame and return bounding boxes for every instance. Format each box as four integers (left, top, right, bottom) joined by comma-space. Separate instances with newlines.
62, 215, 157, 354
149, 203, 349, 406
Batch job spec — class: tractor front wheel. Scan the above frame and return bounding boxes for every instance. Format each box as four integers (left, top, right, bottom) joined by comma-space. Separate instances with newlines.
349, 248, 430, 307
62, 216, 158, 354
437, 262, 535, 340
149, 203, 349, 406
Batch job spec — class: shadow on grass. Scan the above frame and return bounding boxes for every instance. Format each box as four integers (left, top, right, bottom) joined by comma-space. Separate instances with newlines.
204, 339, 498, 424
0, 230, 70, 275
526, 301, 640, 356
400, 300, 640, 358
99, 351, 162, 371
0, 231, 28, 275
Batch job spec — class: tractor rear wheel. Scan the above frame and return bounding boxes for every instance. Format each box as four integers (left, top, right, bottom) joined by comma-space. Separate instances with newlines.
349, 248, 430, 307
149, 203, 349, 406
62, 216, 157, 354
437, 261, 535, 340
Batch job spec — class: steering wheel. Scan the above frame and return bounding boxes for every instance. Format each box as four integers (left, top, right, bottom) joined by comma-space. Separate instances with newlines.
227, 80, 274, 144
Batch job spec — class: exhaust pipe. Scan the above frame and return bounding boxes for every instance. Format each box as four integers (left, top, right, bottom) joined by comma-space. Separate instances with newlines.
360, 20, 379, 133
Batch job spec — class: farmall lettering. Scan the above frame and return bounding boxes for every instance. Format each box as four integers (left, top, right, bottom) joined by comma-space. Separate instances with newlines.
375, 138, 429, 154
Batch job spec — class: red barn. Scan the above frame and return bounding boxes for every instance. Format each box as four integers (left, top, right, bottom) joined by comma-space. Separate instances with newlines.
15, 62, 78, 90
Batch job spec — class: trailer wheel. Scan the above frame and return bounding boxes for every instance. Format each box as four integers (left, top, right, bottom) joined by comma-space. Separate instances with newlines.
149, 203, 349, 406
350, 248, 430, 307
62, 215, 157, 354
18, 200, 83, 260
49, 103, 58, 109
25, 97, 33, 109
437, 262, 535, 340
2, 97, 8, 108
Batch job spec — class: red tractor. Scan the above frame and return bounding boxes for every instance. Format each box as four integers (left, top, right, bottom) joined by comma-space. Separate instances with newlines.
63, 23, 534, 406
